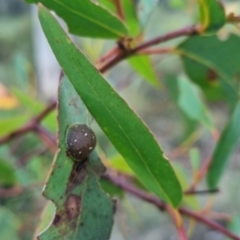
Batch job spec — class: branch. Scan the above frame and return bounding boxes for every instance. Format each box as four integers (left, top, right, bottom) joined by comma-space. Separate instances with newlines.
95, 46, 120, 65
186, 128, 220, 192
138, 47, 174, 55
227, 14, 240, 23
0, 101, 56, 145
34, 125, 57, 152
99, 25, 200, 72
166, 205, 188, 240
103, 171, 240, 240
134, 25, 199, 52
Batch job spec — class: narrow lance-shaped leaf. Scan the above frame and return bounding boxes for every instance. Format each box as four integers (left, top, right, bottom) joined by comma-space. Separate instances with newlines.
198, 0, 226, 33
26, 0, 128, 38
207, 100, 240, 189
39, 5, 182, 207
38, 76, 114, 240
122, 0, 141, 36
128, 55, 159, 87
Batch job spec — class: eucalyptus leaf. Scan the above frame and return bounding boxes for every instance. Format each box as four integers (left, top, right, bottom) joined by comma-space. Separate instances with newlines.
177, 35, 240, 104
122, 0, 140, 36
38, 76, 114, 240
128, 55, 159, 87
207, 100, 240, 189
39, 5, 182, 207
26, 0, 128, 38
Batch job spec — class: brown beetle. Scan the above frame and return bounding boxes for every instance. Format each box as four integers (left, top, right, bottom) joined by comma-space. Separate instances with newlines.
66, 123, 96, 162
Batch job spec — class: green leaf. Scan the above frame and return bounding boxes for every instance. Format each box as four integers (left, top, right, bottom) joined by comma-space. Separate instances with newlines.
122, 0, 140, 36
177, 76, 213, 130
39, 5, 182, 207
26, 0, 127, 38
207, 100, 240, 188
98, 0, 115, 13
128, 55, 159, 87
0, 159, 17, 186
38, 76, 114, 240
198, 0, 226, 32
177, 35, 240, 104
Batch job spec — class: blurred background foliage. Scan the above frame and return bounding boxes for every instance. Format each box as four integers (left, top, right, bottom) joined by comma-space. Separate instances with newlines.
0, 0, 240, 239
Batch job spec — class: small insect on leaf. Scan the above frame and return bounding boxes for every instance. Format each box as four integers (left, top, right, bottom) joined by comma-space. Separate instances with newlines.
66, 123, 97, 162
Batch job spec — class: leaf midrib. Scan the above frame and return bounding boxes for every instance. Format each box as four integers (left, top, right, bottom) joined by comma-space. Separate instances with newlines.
71, 56, 172, 203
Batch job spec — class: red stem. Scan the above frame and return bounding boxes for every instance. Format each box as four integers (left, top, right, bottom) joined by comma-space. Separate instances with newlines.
166, 205, 188, 240
187, 157, 212, 192
104, 172, 240, 240
96, 46, 120, 65
34, 125, 57, 152
0, 101, 56, 145
134, 25, 199, 52
99, 25, 199, 72
138, 47, 173, 55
